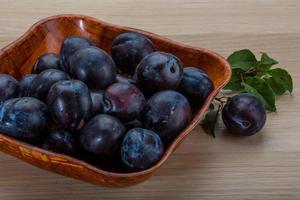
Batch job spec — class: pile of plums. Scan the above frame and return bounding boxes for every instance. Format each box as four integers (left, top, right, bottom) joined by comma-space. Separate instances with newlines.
0, 32, 215, 172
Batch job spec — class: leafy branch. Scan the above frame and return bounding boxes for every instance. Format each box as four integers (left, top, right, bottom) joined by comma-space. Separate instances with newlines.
201, 49, 293, 136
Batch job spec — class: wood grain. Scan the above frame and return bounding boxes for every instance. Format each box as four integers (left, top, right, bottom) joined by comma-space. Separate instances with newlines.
0, 0, 300, 199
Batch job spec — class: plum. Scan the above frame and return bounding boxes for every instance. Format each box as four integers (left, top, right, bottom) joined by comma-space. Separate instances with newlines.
178, 67, 214, 106
222, 93, 266, 136
0, 74, 19, 103
0, 97, 50, 140
47, 80, 92, 130
112, 32, 154, 74
90, 90, 105, 117
60, 36, 95, 73
103, 82, 145, 122
79, 114, 125, 156
142, 90, 192, 144
69, 46, 117, 89
29, 69, 70, 101
18, 74, 37, 97
42, 129, 76, 155
121, 128, 164, 170
136, 52, 183, 94
32, 53, 61, 74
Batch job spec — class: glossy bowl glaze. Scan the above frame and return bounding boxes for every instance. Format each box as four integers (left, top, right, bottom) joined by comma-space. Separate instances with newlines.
0, 14, 231, 187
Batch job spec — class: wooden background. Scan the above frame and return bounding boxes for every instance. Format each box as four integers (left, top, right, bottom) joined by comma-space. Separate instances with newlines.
0, 0, 299, 199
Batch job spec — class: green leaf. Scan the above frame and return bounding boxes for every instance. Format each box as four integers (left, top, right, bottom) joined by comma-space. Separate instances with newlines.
261, 52, 278, 65
223, 74, 243, 91
259, 52, 278, 71
268, 68, 293, 93
265, 77, 286, 96
201, 104, 221, 137
241, 77, 276, 112
227, 49, 258, 71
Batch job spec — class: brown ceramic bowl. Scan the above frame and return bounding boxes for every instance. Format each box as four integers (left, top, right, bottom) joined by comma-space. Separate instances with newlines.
0, 14, 231, 187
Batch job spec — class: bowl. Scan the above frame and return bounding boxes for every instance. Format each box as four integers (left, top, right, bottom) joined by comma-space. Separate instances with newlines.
0, 14, 231, 187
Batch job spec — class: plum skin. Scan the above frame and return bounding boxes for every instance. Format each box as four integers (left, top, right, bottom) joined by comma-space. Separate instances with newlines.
29, 69, 70, 101
18, 74, 37, 97
103, 82, 145, 122
47, 80, 92, 130
42, 129, 76, 156
79, 114, 126, 156
112, 32, 154, 74
32, 53, 61, 74
121, 128, 164, 170
136, 52, 183, 94
90, 90, 105, 117
142, 90, 192, 145
0, 74, 19, 103
222, 93, 267, 136
0, 97, 50, 140
69, 46, 117, 90
178, 67, 214, 106
60, 36, 95, 73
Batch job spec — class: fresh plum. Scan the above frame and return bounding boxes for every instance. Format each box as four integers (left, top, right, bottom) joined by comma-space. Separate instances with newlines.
178, 67, 214, 106
47, 80, 92, 130
142, 90, 192, 144
32, 53, 61, 74
103, 82, 145, 122
0, 74, 19, 103
79, 114, 125, 156
112, 32, 154, 74
69, 46, 117, 89
121, 128, 164, 170
222, 93, 266, 136
42, 129, 76, 155
0, 97, 50, 140
136, 52, 183, 94
18, 74, 37, 97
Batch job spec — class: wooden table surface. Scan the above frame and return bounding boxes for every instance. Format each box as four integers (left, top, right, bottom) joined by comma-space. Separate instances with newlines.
0, 0, 299, 199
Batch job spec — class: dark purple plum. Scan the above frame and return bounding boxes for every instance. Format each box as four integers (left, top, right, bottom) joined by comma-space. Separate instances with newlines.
0, 97, 50, 140
29, 69, 70, 101
112, 32, 154, 74
60, 36, 95, 73
222, 93, 266, 136
124, 119, 143, 131
69, 46, 117, 89
18, 74, 37, 97
42, 129, 76, 155
79, 114, 125, 156
32, 53, 61, 74
90, 90, 105, 117
136, 52, 183, 94
178, 67, 214, 106
116, 74, 136, 85
121, 128, 164, 170
103, 82, 145, 122
142, 90, 192, 144
47, 80, 92, 130
0, 74, 19, 103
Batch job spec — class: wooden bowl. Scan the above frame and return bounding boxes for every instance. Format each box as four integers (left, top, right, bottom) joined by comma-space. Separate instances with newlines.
0, 14, 231, 187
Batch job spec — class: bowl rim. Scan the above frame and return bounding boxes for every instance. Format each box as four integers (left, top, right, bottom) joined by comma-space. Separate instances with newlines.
0, 14, 232, 178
